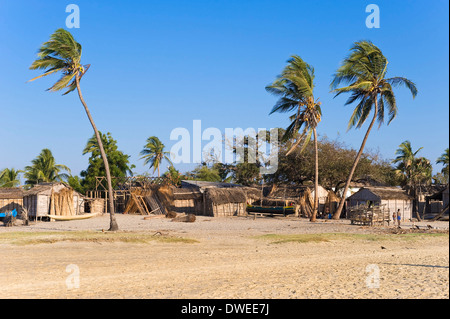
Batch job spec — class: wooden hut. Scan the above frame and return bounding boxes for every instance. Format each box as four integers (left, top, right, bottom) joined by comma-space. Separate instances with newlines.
23, 183, 85, 219
347, 186, 413, 221
168, 181, 260, 217
0, 188, 24, 215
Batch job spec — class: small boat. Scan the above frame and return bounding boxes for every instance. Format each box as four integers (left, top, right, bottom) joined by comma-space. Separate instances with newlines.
246, 204, 295, 215
47, 213, 98, 221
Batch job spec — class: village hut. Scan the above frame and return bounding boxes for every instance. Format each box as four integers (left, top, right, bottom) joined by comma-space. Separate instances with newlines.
346, 186, 413, 221
166, 180, 260, 217
0, 188, 24, 215
23, 182, 85, 219
423, 185, 449, 220
261, 184, 330, 218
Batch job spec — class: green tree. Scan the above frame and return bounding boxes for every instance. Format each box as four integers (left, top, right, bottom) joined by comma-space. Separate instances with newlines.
140, 136, 172, 178
81, 132, 134, 191
436, 148, 449, 183
24, 149, 70, 187
29, 29, 118, 231
185, 164, 222, 182
393, 141, 432, 220
330, 41, 417, 219
266, 55, 322, 221
0, 168, 23, 188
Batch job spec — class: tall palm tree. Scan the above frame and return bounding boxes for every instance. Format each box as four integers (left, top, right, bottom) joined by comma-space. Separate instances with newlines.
24, 149, 70, 186
266, 55, 322, 221
140, 136, 173, 178
0, 168, 23, 188
330, 40, 417, 219
29, 29, 118, 231
436, 148, 449, 183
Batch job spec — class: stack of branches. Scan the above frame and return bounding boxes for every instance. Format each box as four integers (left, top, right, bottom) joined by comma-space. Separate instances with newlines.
297, 187, 314, 218
50, 188, 75, 216
124, 188, 167, 215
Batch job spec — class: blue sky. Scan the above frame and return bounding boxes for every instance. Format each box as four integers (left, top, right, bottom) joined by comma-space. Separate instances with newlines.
0, 0, 448, 179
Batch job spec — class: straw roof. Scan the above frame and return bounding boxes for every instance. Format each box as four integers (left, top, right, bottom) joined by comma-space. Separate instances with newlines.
205, 188, 248, 205
0, 188, 24, 199
350, 187, 413, 201
24, 182, 83, 197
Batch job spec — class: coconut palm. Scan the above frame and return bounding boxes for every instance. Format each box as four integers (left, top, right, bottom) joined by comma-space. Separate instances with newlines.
24, 149, 70, 186
392, 140, 423, 185
0, 168, 23, 188
266, 55, 322, 221
330, 40, 418, 219
436, 148, 449, 182
140, 136, 173, 178
29, 28, 118, 231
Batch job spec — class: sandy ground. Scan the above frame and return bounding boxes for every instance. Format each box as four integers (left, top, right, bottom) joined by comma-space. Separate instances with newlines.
0, 214, 448, 299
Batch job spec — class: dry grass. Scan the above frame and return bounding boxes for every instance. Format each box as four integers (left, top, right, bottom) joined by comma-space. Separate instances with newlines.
0, 231, 199, 245
254, 232, 449, 244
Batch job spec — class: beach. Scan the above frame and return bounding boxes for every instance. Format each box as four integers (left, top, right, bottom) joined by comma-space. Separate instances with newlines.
0, 214, 448, 299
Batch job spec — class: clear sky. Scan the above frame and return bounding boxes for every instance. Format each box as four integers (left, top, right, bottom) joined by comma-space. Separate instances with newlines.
0, 0, 448, 179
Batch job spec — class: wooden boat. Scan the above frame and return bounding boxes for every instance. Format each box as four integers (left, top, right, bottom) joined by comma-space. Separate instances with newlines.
246, 204, 295, 215
47, 213, 98, 221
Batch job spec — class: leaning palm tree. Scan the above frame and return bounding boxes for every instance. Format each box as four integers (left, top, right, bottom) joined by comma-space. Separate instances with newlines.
24, 149, 70, 186
331, 40, 417, 219
140, 136, 173, 178
266, 55, 322, 221
436, 148, 449, 183
0, 168, 23, 188
29, 29, 118, 231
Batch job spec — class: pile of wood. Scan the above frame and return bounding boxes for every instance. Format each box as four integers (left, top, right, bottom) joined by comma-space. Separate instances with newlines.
124, 188, 167, 215
49, 188, 75, 216
297, 188, 314, 218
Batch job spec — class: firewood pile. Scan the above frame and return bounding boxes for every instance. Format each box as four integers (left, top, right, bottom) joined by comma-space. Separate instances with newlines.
124, 188, 167, 215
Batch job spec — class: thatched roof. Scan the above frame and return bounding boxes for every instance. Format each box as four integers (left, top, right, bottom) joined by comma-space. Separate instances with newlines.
0, 188, 24, 199
205, 188, 248, 205
351, 187, 413, 201
24, 182, 83, 197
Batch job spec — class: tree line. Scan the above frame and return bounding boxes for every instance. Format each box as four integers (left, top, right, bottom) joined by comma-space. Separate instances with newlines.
1, 29, 447, 230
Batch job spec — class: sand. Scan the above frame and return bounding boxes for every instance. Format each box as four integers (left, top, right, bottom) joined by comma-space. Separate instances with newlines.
0, 214, 448, 299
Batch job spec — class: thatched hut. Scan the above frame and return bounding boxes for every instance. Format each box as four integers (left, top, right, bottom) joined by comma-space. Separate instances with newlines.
23, 183, 85, 219
347, 186, 413, 221
203, 187, 249, 217
0, 188, 24, 215
167, 181, 260, 217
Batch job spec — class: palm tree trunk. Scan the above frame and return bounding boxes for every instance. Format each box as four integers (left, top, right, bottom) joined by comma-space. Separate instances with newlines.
333, 97, 379, 220
310, 128, 319, 222
75, 75, 118, 231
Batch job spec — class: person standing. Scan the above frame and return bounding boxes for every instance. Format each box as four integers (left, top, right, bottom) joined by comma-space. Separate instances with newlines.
397, 209, 402, 228
392, 211, 397, 227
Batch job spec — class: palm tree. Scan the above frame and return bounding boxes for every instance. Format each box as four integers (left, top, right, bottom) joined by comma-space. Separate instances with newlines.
266, 55, 322, 221
140, 136, 173, 177
330, 40, 418, 219
393, 141, 432, 220
436, 148, 449, 183
392, 140, 423, 185
29, 29, 118, 231
0, 168, 23, 188
24, 149, 70, 186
